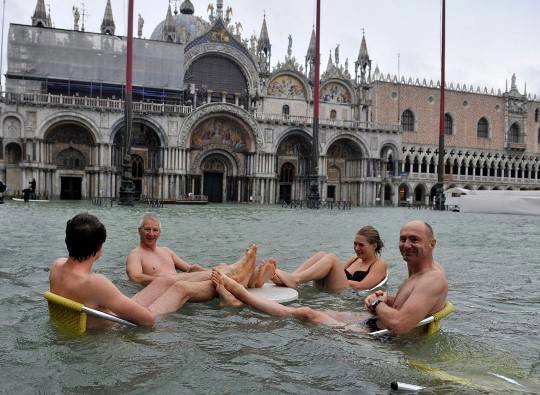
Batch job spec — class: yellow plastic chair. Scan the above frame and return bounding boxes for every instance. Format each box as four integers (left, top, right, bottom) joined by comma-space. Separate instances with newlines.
44, 291, 136, 335
369, 302, 455, 337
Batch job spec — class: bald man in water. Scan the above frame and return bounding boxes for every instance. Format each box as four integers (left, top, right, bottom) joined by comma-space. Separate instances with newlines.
212, 220, 448, 335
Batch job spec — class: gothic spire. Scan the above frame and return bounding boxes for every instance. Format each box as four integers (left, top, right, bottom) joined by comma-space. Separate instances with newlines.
326, 50, 334, 71
306, 27, 316, 61
355, 32, 372, 83
101, 0, 116, 35
256, 14, 271, 75
357, 33, 370, 64
32, 0, 50, 27
163, 4, 176, 42
257, 15, 271, 55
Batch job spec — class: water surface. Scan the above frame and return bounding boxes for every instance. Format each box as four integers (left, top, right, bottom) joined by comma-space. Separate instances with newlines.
1, 201, 538, 394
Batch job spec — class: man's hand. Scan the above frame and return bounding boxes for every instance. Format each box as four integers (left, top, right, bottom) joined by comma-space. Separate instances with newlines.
364, 290, 387, 311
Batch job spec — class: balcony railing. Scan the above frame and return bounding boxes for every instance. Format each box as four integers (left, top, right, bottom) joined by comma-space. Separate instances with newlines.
253, 112, 400, 132
0, 91, 193, 115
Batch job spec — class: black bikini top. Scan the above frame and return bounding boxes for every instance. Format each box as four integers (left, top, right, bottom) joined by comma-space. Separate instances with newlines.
345, 261, 374, 282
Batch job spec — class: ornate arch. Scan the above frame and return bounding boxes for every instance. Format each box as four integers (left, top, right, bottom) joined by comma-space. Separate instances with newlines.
320, 79, 354, 104
38, 112, 99, 144
266, 71, 311, 101
1, 112, 24, 139
179, 103, 261, 149
110, 116, 167, 147
379, 141, 399, 159
184, 45, 259, 96
190, 147, 242, 176
324, 133, 369, 158
275, 128, 312, 153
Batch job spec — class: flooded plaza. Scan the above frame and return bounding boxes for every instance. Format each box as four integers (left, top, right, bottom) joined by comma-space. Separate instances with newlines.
0, 201, 539, 394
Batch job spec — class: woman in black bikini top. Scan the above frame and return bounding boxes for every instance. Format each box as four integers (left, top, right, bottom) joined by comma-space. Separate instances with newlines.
272, 225, 388, 291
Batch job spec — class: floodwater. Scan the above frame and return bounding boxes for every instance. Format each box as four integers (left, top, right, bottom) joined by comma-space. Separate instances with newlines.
0, 201, 539, 394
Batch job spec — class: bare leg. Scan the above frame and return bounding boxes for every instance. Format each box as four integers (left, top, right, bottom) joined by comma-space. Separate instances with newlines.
272, 253, 349, 291
132, 276, 177, 306
212, 271, 244, 307
250, 258, 277, 288
213, 270, 343, 327
292, 251, 328, 274
145, 280, 217, 317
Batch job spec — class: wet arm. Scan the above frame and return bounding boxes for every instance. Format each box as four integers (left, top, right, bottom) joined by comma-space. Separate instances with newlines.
372, 275, 444, 335
92, 274, 154, 326
168, 248, 192, 272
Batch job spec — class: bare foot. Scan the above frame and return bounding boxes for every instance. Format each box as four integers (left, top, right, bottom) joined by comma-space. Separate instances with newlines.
211, 270, 243, 308
212, 269, 246, 302
271, 272, 285, 286
272, 268, 298, 289
247, 261, 264, 288
252, 258, 277, 288
228, 244, 257, 287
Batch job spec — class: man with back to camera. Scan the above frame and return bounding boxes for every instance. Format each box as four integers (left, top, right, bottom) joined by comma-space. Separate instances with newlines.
49, 213, 255, 328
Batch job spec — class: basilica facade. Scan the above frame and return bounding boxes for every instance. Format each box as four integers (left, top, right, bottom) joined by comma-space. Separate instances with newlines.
0, 0, 538, 205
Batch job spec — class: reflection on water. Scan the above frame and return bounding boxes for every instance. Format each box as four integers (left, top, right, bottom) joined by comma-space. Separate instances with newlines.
0, 201, 539, 393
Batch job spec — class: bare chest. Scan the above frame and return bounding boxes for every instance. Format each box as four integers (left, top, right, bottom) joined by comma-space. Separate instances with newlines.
139, 249, 176, 275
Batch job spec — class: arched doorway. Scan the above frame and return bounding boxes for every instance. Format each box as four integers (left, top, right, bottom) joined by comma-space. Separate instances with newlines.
384, 183, 392, 205
398, 183, 410, 205
326, 138, 364, 203
113, 122, 162, 198
199, 152, 238, 203
279, 162, 295, 203
56, 147, 86, 199
201, 154, 227, 202
45, 122, 95, 199
276, 133, 313, 201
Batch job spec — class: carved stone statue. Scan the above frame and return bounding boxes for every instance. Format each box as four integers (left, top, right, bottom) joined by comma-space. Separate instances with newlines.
72, 6, 80, 30
511, 73, 517, 89
207, 3, 215, 20
287, 34, 292, 58
137, 14, 144, 38
335, 44, 340, 66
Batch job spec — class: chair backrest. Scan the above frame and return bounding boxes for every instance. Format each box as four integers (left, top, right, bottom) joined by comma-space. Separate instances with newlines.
44, 291, 87, 335
425, 301, 455, 335
369, 301, 455, 337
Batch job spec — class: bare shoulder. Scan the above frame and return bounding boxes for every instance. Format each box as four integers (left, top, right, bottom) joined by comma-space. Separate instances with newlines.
161, 246, 178, 256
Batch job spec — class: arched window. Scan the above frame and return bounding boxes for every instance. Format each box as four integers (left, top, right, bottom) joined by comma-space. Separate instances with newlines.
477, 117, 489, 138
444, 113, 453, 135
535, 108, 539, 123
330, 109, 337, 120
509, 123, 521, 143
131, 155, 144, 178
282, 105, 290, 118
401, 110, 415, 131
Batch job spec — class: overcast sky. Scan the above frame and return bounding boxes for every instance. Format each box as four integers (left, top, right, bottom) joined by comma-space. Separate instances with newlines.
1, 0, 539, 97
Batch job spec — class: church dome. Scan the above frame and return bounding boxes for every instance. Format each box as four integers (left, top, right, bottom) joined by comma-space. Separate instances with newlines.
150, 13, 210, 44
